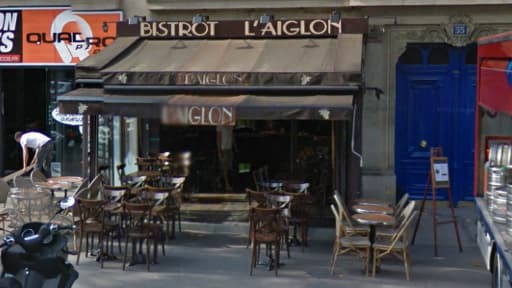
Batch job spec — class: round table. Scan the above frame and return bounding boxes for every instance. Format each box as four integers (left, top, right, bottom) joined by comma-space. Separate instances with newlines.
355, 198, 391, 207
284, 181, 310, 193
47, 176, 84, 198
352, 204, 394, 215
352, 213, 395, 226
259, 181, 284, 191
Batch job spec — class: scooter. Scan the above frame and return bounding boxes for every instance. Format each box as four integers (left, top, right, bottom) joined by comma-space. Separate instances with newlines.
0, 197, 79, 288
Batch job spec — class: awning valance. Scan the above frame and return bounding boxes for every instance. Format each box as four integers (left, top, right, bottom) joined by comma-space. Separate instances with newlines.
58, 89, 353, 123
75, 34, 363, 88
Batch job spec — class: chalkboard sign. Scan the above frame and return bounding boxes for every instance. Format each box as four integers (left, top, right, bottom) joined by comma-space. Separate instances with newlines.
431, 156, 450, 188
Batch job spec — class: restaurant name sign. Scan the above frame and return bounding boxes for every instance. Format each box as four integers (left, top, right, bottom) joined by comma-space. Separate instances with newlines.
118, 18, 352, 39
163, 106, 236, 126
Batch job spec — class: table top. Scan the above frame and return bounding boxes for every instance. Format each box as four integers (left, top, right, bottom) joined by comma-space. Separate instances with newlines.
283, 181, 310, 193
47, 176, 83, 184
259, 181, 284, 189
352, 204, 394, 215
354, 198, 391, 207
352, 213, 395, 226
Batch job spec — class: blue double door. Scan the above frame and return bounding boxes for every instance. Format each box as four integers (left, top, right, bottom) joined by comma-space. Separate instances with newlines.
395, 43, 476, 205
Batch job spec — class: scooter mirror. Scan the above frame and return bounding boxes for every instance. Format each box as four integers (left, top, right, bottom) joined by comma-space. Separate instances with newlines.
58, 197, 76, 210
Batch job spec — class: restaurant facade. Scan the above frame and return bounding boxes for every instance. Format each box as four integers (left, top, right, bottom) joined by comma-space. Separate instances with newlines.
58, 16, 367, 207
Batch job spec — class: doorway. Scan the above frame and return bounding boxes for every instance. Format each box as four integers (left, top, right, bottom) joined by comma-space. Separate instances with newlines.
395, 43, 476, 205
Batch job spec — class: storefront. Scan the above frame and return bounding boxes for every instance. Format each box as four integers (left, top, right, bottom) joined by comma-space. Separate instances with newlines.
58, 17, 367, 203
0, 6, 121, 177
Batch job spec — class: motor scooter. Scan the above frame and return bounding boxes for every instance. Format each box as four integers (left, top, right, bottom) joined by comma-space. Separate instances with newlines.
0, 197, 78, 288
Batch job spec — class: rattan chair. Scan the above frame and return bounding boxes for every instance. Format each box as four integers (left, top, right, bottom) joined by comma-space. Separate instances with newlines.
333, 190, 370, 236
372, 211, 418, 280
330, 204, 371, 276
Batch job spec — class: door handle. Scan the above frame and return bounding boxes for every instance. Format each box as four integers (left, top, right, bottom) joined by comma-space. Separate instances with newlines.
419, 140, 427, 148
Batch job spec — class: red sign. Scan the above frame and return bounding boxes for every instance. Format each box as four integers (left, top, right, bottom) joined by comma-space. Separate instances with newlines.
0, 7, 122, 64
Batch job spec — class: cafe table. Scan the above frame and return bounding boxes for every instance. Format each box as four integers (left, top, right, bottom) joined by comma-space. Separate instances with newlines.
352, 204, 394, 215
258, 180, 284, 192
354, 198, 391, 206
283, 181, 310, 193
46, 176, 84, 198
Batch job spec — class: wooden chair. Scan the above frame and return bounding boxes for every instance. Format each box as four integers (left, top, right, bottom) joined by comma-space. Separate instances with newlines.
249, 207, 283, 276
76, 198, 118, 268
140, 185, 178, 241
330, 204, 371, 276
85, 175, 103, 200
372, 210, 418, 280
245, 188, 268, 247
122, 201, 164, 271
102, 185, 129, 250
281, 191, 310, 251
333, 190, 370, 236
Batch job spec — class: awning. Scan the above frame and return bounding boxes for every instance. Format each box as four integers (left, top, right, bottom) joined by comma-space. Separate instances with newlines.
79, 34, 363, 88
58, 88, 171, 118
58, 89, 353, 122
162, 95, 353, 125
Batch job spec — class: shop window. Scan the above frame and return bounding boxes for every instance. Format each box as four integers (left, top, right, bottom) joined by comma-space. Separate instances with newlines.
465, 44, 477, 65
398, 47, 423, 65
428, 46, 450, 65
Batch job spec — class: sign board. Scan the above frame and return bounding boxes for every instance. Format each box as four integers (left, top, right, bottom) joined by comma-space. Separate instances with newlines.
162, 106, 235, 126
51, 107, 82, 126
117, 18, 369, 39
0, 7, 122, 65
431, 156, 450, 188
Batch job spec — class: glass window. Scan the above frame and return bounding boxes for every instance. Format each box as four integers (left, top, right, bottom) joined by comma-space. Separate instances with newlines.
428, 46, 450, 65
398, 47, 423, 65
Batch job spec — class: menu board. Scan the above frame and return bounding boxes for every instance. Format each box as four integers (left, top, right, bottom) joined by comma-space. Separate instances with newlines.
431, 157, 450, 188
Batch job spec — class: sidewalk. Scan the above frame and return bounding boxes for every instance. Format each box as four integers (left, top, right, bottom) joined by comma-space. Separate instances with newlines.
70, 203, 489, 288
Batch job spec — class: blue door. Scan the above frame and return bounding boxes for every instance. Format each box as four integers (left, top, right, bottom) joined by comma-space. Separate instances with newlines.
395, 44, 476, 205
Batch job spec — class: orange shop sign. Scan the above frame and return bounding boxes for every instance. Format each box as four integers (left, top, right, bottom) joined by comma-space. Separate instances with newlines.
0, 7, 121, 64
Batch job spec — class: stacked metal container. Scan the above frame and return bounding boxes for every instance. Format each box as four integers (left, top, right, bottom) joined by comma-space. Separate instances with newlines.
486, 143, 512, 228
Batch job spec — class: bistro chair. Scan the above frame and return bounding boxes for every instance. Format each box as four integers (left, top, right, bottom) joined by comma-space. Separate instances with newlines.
76, 198, 119, 268
85, 175, 103, 200
281, 191, 310, 251
245, 188, 269, 247
122, 200, 165, 272
249, 207, 283, 276
376, 200, 416, 240
140, 185, 178, 241
333, 190, 370, 237
330, 204, 371, 276
372, 210, 418, 280
265, 193, 292, 258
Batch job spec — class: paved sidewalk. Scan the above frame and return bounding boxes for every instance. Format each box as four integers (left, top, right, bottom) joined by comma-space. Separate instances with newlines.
69, 203, 489, 288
